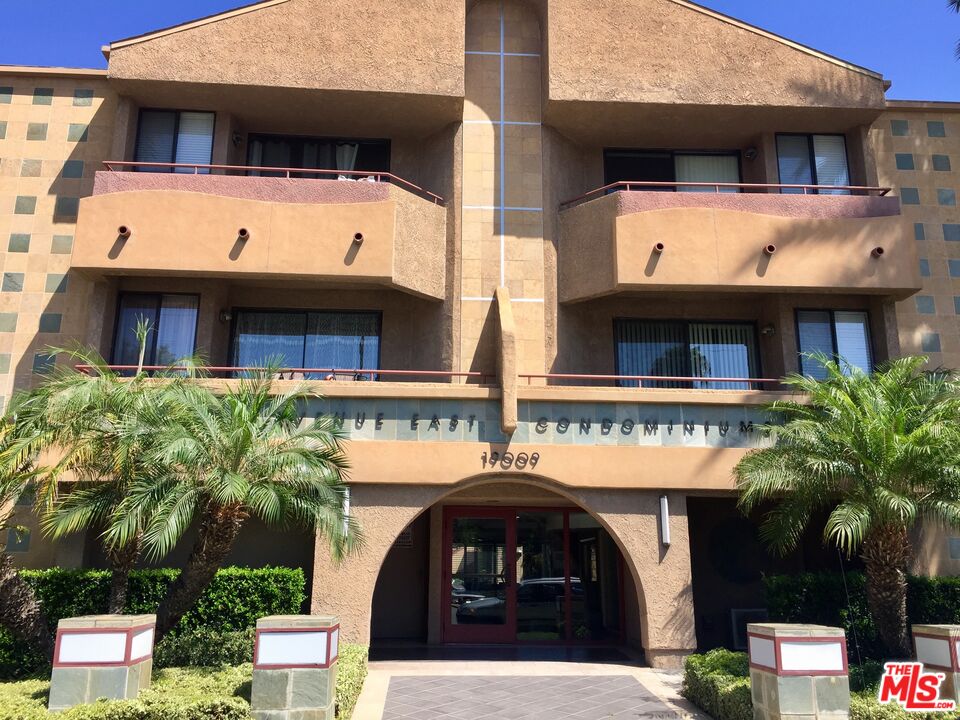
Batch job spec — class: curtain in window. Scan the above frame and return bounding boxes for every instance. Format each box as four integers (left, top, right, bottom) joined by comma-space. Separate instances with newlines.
232, 312, 307, 369
812, 135, 850, 195
304, 312, 380, 379
615, 321, 688, 388
336, 143, 359, 172
154, 295, 199, 365
833, 311, 872, 373
135, 111, 177, 171
797, 310, 836, 380
688, 323, 757, 389
675, 155, 740, 193
776, 135, 813, 193
113, 296, 160, 365
173, 112, 215, 174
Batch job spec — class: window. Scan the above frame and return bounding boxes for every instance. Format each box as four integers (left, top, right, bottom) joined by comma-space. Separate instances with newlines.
776, 134, 850, 194
112, 294, 199, 367
247, 134, 390, 177
895, 153, 915, 170
614, 320, 759, 389
890, 120, 909, 136
928, 121, 946, 138
135, 110, 215, 172
231, 310, 381, 379
900, 188, 920, 205
603, 149, 741, 192
933, 155, 952, 172
796, 310, 872, 379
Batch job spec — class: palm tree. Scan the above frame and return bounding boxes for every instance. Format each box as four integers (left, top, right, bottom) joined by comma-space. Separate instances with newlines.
735, 355, 960, 658
109, 373, 361, 639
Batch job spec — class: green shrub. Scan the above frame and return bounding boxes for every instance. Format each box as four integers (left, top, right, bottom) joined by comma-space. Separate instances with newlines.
682, 649, 752, 720
850, 692, 941, 720
764, 571, 960, 662
153, 628, 255, 669
336, 644, 369, 720
0, 567, 304, 679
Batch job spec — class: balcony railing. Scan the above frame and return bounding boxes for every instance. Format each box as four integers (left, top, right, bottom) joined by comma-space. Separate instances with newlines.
560, 181, 892, 210
519, 372, 781, 391
101, 161, 445, 205
75, 365, 494, 384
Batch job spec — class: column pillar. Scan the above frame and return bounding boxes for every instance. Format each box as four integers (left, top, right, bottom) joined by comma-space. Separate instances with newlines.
913, 624, 960, 703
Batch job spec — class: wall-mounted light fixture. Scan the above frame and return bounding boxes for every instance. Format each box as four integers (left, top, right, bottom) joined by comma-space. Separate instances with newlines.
744, 147, 759, 161
218, 310, 232, 324
232, 132, 243, 148
660, 495, 671, 547
760, 324, 777, 337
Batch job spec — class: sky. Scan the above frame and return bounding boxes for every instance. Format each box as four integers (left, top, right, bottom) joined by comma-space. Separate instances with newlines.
0, 1, 957, 102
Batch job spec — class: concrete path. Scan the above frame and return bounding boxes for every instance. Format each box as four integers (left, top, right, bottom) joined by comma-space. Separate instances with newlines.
352, 659, 710, 720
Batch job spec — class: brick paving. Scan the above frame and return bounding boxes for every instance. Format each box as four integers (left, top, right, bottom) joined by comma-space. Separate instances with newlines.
381, 675, 685, 720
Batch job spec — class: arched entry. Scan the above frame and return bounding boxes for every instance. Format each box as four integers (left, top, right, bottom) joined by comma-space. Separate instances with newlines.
369, 478, 637, 648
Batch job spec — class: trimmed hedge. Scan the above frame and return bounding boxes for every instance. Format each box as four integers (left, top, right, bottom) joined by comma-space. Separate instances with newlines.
681, 649, 752, 720
764, 572, 960, 661
0, 567, 305, 679
154, 628, 255, 669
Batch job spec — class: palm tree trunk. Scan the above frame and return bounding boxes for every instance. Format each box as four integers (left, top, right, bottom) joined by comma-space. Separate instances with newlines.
861, 523, 911, 659
0, 553, 53, 658
154, 504, 245, 640
106, 537, 141, 614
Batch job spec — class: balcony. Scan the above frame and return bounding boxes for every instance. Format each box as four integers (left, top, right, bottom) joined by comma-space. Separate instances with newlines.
72, 163, 448, 300
557, 182, 921, 303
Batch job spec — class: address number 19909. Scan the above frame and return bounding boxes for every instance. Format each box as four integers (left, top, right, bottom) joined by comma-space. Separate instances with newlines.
480, 451, 540, 469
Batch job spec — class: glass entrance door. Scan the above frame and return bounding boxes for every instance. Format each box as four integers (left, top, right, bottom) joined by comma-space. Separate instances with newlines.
443, 509, 516, 643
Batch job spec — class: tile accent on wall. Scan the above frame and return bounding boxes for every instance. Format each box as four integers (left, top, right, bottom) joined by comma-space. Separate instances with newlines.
0, 355, 10, 374
919, 258, 931, 277
0, 121, 6, 139
0, 86, 12, 104
915, 296, 935, 314
933, 154, 952, 171
61, 160, 84, 179
54, 196, 79, 218
8, 234, 30, 253
50, 235, 73, 254
914, 223, 926, 240
928, 121, 947, 138
921, 332, 942, 353
6, 528, 29, 553
949, 259, 960, 278
20, 159, 42, 177
955, 297, 960, 315
14, 196, 37, 215
891, 119, 909, 136
945, 224, 960, 242
32, 352, 55, 375
67, 123, 89, 142
38, 313, 61, 333
895, 153, 914, 170
1, 273, 24, 293
937, 189, 956, 206
73, 88, 94, 106
45, 274, 67, 294
32, 87, 53, 105
26, 123, 48, 141
0, 314, 17, 332
900, 187, 920, 205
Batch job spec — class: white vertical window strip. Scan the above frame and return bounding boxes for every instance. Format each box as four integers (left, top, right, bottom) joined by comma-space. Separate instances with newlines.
173, 112, 215, 174
796, 310, 834, 380
812, 135, 850, 195
833, 311, 872, 373
776, 135, 813, 192
688, 323, 757, 390
675, 155, 740, 193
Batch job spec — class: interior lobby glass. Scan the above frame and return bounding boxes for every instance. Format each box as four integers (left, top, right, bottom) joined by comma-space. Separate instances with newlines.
515, 512, 566, 640
450, 518, 508, 627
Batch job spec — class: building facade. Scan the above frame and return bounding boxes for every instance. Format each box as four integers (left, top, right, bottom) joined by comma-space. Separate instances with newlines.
1, 0, 958, 668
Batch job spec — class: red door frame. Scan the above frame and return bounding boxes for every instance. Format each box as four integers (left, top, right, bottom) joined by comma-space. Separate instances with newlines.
442, 507, 517, 643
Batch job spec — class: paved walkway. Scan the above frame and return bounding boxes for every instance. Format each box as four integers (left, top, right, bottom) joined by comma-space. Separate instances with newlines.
352, 659, 709, 720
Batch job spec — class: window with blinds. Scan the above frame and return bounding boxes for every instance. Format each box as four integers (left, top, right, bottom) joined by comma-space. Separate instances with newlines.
135, 110, 215, 173
614, 320, 759, 389
796, 310, 872, 379
603, 149, 741, 192
776, 134, 850, 194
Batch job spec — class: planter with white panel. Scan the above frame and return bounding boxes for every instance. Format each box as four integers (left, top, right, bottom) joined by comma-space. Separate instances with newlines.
913, 624, 960, 702
48, 614, 156, 711
747, 623, 850, 720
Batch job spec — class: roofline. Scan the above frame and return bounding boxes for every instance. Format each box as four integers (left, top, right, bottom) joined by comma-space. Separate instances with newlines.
672, 0, 885, 81
0, 65, 107, 78
886, 99, 960, 112
106, 0, 290, 55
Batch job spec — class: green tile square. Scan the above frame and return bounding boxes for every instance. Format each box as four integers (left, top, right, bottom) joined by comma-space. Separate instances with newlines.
6, 527, 30, 553
928, 121, 947, 138
0, 314, 17, 332
67, 123, 88, 142
938, 189, 957, 207
32, 87, 53, 105
32, 352, 55, 375
14, 196, 36, 215
955, 297, 960, 315
891, 119, 909, 136
8, 234, 30, 252
73, 88, 93, 107
51, 235, 73, 254
916, 296, 935, 315
54, 196, 79, 218
945, 224, 960, 242
0, 121, 6, 139
0, 86, 11, 104
895, 153, 914, 170
922, 332, 942, 353
950, 259, 960, 277
0, 354, 10, 374
20, 159, 41, 177
2, 273, 23, 293
38, 313, 61, 333
920, 259, 931, 277
900, 188, 920, 205
45, 274, 67, 293
933, 154, 952, 172
61, 160, 83, 179
914, 223, 926, 241
26, 123, 47, 141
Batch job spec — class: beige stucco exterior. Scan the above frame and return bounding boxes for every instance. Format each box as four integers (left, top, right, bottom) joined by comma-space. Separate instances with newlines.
2, 0, 959, 667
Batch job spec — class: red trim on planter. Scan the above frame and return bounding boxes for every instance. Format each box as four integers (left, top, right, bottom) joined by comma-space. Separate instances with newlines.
53, 623, 156, 668
253, 624, 341, 670
747, 632, 848, 677
912, 631, 960, 672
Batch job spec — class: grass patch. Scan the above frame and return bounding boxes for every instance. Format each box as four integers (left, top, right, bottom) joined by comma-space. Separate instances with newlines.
0, 643, 368, 720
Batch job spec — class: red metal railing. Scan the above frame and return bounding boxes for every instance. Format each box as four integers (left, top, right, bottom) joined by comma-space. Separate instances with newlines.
560, 180, 892, 210
101, 161, 445, 206
519, 372, 781, 390
75, 365, 493, 384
